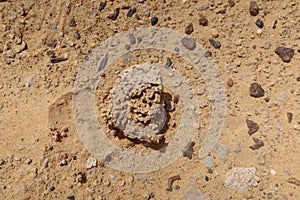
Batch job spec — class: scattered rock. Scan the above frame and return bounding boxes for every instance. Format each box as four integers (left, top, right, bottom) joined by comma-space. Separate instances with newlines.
275, 46, 294, 62
185, 23, 194, 35
99, 1, 106, 12
212, 143, 230, 161
249, 83, 264, 98
249, 1, 259, 16
224, 167, 259, 190
69, 18, 76, 27
209, 38, 221, 49
108, 8, 120, 20
24, 158, 32, 165
270, 169, 276, 176
246, 119, 259, 135
74, 31, 81, 40
51, 23, 57, 30
46, 39, 57, 48
287, 112, 293, 123
228, 0, 235, 7
86, 157, 97, 169
227, 79, 233, 87
166, 175, 181, 191
249, 137, 264, 150
151, 16, 158, 26
127, 7, 136, 17
199, 14, 208, 26
197, 3, 209, 11
181, 37, 196, 50
255, 18, 264, 28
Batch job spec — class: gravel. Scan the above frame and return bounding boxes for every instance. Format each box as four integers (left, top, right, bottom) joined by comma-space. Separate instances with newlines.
249, 83, 264, 98
275, 46, 295, 62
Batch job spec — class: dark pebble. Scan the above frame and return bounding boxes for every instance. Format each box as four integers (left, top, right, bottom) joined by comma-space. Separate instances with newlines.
165, 57, 172, 67
51, 57, 67, 63
249, 137, 264, 150
46, 39, 57, 48
50, 186, 55, 191
127, 7, 136, 17
204, 50, 212, 58
255, 18, 264, 28
227, 78, 234, 87
108, 8, 120, 20
264, 96, 270, 102
246, 119, 259, 135
209, 38, 221, 49
67, 196, 75, 200
249, 1, 259, 16
182, 142, 195, 160
205, 175, 209, 181
249, 83, 264, 98
99, 1, 106, 12
228, 0, 235, 7
297, 77, 300, 82
69, 18, 76, 27
275, 46, 294, 63
272, 20, 277, 29
46, 50, 56, 58
181, 37, 196, 50
74, 31, 81, 40
199, 14, 208, 26
287, 112, 293, 123
185, 23, 194, 35
151, 17, 158, 26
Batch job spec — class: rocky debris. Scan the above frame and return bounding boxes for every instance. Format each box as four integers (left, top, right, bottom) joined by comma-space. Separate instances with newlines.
165, 57, 172, 67
209, 38, 221, 49
275, 46, 294, 62
204, 51, 212, 58
151, 16, 158, 26
46, 39, 57, 48
182, 142, 195, 159
86, 157, 97, 169
255, 18, 264, 28
199, 14, 208, 26
26, 75, 35, 88
108, 8, 120, 20
183, 187, 211, 200
228, 0, 235, 7
246, 119, 259, 135
99, 1, 106, 12
287, 177, 300, 186
127, 7, 136, 17
185, 23, 194, 35
249, 1, 259, 16
249, 83, 264, 98
224, 167, 259, 190
249, 138, 264, 150
69, 18, 76, 27
51, 57, 68, 63
181, 37, 196, 50
227, 79, 233, 87
287, 112, 293, 123
166, 175, 181, 191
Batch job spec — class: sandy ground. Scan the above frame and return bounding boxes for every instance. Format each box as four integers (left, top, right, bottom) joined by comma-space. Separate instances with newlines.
0, 0, 300, 199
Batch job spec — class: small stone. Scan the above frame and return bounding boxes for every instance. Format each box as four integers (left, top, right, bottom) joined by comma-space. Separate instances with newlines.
249, 137, 264, 150
86, 157, 97, 169
165, 57, 172, 67
246, 119, 259, 135
209, 38, 221, 49
275, 46, 295, 63
108, 8, 120, 20
255, 18, 264, 28
99, 1, 106, 12
204, 51, 212, 58
267, 193, 273, 199
74, 31, 81, 40
272, 20, 277, 29
26, 75, 35, 88
50, 57, 67, 63
256, 29, 262, 35
46, 50, 56, 58
270, 169, 276, 176
228, 0, 235, 7
182, 142, 195, 159
127, 7, 136, 17
211, 29, 219, 38
24, 158, 32, 165
67, 196, 75, 200
227, 78, 234, 87
69, 18, 76, 27
46, 39, 57, 48
205, 156, 213, 168
249, 83, 264, 98
185, 23, 194, 35
197, 3, 209, 11
287, 112, 293, 123
181, 37, 196, 50
151, 17, 158, 26
51, 23, 57, 30
249, 1, 259, 16
256, 154, 266, 165
199, 14, 208, 26
263, 42, 271, 49
50, 186, 55, 191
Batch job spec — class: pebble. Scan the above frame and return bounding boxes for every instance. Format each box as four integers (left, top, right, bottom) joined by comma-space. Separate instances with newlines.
74, 31, 81, 40
255, 18, 264, 28
209, 38, 221, 49
205, 156, 213, 168
127, 7, 136, 17
99, 1, 106, 12
182, 142, 195, 159
196, 85, 206, 95
246, 119, 259, 135
270, 169, 276, 176
272, 20, 277, 29
256, 29, 262, 35
249, 137, 264, 150
249, 1, 259, 16
287, 112, 293, 123
211, 29, 219, 38
165, 57, 172, 67
50, 57, 68, 63
24, 158, 32, 165
227, 79, 234, 87
185, 23, 194, 35
181, 37, 196, 50
228, 0, 235, 7
199, 14, 208, 26
197, 3, 209, 11
249, 83, 264, 98
151, 16, 158, 26
69, 18, 76, 27
263, 42, 271, 49
46, 39, 57, 48
51, 23, 57, 30
0, 159, 4, 165
108, 8, 120, 20
275, 46, 294, 63
26, 75, 35, 88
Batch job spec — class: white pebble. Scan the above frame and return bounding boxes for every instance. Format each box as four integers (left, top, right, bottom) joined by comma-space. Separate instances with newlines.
86, 157, 97, 169
270, 169, 276, 176
256, 29, 262, 35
